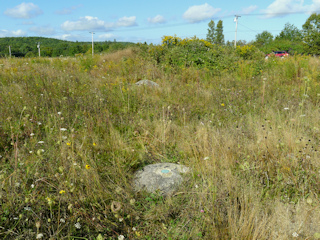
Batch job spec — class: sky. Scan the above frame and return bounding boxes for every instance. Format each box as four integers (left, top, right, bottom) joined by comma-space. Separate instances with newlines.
1, 0, 320, 44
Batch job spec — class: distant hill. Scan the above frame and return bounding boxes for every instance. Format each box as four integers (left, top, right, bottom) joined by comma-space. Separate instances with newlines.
0, 37, 135, 57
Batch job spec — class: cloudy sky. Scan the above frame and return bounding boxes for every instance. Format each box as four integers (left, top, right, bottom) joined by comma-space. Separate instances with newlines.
1, 1, 319, 43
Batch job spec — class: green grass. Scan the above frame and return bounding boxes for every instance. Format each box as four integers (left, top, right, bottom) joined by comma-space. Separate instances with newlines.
0, 48, 320, 240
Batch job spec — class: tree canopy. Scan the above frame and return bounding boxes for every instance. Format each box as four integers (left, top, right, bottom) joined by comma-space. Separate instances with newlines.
302, 13, 320, 55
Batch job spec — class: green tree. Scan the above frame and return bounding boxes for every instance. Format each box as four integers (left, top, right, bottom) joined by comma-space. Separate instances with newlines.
254, 31, 273, 47
302, 13, 320, 55
214, 20, 224, 45
206, 20, 215, 44
276, 23, 302, 41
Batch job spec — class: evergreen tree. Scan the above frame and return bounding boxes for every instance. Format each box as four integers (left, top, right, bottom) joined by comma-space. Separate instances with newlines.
215, 20, 224, 45
206, 20, 215, 44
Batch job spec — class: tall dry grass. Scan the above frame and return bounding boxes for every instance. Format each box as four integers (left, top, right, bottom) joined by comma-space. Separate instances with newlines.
0, 49, 319, 239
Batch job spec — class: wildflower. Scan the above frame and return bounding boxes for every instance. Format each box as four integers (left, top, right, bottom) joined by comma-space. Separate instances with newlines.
292, 232, 299, 237
35, 221, 41, 228
66, 142, 71, 146
85, 164, 91, 169
93, 142, 97, 146
60, 128, 67, 131
37, 122, 42, 125
36, 233, 44, 239
129, 199, 136, 205
31, 184, 35, 188
59, 190, 66, 194
24, 206, 31, 211
200, 209, 204, 213
60, 218, 65, 223
135, 232, 141, 237
29, 151, 33, 154
132, 227, 137, 231
57, 112, 62, 115
30, 133, 35, 136
38, 141, 44, 144
284, 107, 289, 110
221, 103, 225, 106
118, 235, 125, 240
119, 218, 123, 222
203, 156, 209, 160
74, 222, 81, 229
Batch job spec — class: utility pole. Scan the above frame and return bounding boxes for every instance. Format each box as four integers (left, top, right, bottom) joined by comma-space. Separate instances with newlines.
89, 32, 95, 56
37, 42, 41, 57
234, 15, 241, 47
9, 45, 11, 58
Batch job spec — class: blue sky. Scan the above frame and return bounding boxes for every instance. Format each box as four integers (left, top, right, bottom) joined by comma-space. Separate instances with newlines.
1, 1, 319, 43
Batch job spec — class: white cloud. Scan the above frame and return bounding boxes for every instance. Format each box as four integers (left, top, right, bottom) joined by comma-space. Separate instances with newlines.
0, 29, 27, 37
4, 3, 43, 19
183, 3, 221, 23
115, 16, 137, 27
61, 16, 137, 31
148, 15, 166, 24
29, 26, 56, 35
55, 5, 82, 15
98, 33, 116, 40
241, 5, 258, 14
61, 16, 107, 31
261, 0, 308, 18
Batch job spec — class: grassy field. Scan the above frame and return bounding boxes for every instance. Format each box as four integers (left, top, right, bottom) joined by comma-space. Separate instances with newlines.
0, 48, 320, 239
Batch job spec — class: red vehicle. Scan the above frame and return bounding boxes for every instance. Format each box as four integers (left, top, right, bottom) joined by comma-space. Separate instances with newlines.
266, 51, 289, 59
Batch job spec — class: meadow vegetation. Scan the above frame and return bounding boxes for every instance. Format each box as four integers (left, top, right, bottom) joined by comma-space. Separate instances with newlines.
0, 41, 320, 239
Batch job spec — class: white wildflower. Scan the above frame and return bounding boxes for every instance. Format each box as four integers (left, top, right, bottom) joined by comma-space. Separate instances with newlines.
203, 157, 210, 161
292, 232, 299, 237
60, 218, 65, 223
118, 235, 125, 240
31, 184, 35, 188
284, 107, 289, 110
57, 112, 62, 115
74, 222, 81, 229
30, 133, 35, 136
36, 233, 44, 239
60, 128, 67, 131
38, 141, 44, 144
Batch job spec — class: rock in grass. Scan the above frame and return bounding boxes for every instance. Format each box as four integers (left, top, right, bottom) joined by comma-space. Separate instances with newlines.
135, 79, 159, 88
134, 163, 190, 196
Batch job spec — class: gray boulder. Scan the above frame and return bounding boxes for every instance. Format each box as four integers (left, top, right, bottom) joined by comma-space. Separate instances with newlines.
134, 163, 190, 195
135, 79, 159, 88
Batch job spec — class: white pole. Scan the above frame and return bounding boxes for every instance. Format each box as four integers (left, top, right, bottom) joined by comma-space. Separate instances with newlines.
90, 32, 95, 56
9, 45, 11, 57
37, 42, 41, 57
234, 15, 240, 47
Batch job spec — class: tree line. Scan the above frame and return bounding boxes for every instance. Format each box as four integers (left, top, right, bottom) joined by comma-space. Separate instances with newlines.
206, 13, 320, 55
0, 37, 134, 57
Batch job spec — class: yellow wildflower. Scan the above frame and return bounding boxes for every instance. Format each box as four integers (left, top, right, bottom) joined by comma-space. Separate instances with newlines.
66, 142, 71, 146
85, 164, 91, 169
59, 190, 66, 194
